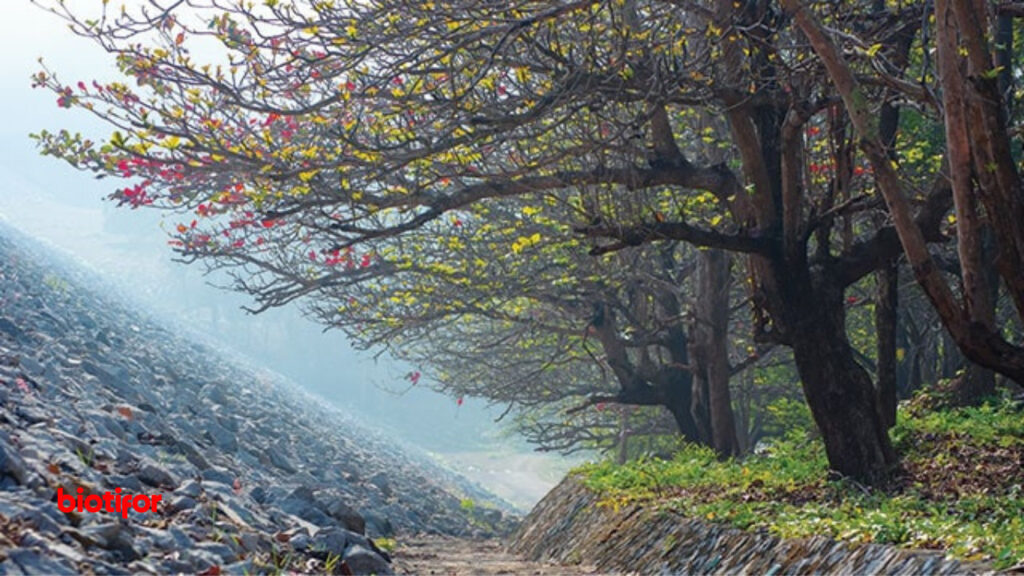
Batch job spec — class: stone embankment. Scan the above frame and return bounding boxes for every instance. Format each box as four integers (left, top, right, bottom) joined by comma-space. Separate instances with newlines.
0, 224, 506, 574
512, 475, 987, 575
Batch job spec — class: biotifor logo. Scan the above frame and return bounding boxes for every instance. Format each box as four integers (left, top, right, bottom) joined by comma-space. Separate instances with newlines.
57, 487, 161, 518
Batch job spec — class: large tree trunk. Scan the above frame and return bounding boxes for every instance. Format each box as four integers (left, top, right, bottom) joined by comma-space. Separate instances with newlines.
787, 282, 898, 485
951, 233, 999, 405
661, 370, 703, 443
875, 260, 899, 429
695, 249, 739, 457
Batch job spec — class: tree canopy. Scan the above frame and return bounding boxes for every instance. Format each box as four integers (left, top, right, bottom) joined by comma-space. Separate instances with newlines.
32, 0, 1024, 485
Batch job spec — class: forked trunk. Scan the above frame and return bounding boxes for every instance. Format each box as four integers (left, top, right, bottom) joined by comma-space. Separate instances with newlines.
788, 293, 898, 485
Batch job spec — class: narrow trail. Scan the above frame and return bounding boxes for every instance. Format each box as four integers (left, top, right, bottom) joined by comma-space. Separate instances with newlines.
392, 536, 598, 575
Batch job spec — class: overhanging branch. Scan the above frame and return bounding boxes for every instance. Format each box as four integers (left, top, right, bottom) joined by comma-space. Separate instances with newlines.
577, 221, 770, 255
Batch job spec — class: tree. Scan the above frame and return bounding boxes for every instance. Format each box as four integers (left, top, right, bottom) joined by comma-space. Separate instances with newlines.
298, 194, 747, 456
32, 0, 996, 485
781, 0, 1024, 386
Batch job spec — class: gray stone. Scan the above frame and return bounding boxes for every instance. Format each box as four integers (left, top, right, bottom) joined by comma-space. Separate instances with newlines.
309, 526, 351, 555
199, 384, 230, 406
216, 497, 268, 531
167, 525, 195, 549
368, 472, 393, 498
266, 445, 297, 474
73, 522, 123, 549
249, 485, 267, 504
279, 486, 333, 526
362, 509, 394, 538
0, 317, 25, 341
5, 548, 77, 575
175, 479, 203, 498
13, 504, 66, 535
221, 559, 256, 575
342, 544, 393, 575
195, 541, 238, 564
0, 438, 30, 485
179, 549, 221, 572
136, 526, 177, 550
216, 413, 239, 433
173, 439, 211, 470
17, 356, 44, 376
168, 495, 197, 512
81, 361, 131, 393
203, 420, 237, 453
480, 508, 503, 525
324, 498, 366, 535
137, 459, 177, 488
200, 467, 235, 485
104, 474, 144, 493
290, 532, 311, 551
236, 531, 265, 553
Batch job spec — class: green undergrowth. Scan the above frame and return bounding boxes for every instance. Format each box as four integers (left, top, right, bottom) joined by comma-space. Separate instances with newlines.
577, 396, 1024, 569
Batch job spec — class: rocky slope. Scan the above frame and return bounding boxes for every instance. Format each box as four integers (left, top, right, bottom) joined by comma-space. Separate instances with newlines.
0, 224, 507, 575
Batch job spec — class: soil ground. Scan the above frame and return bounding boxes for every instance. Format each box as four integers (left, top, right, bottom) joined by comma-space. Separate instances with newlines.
392, 535, 598, 575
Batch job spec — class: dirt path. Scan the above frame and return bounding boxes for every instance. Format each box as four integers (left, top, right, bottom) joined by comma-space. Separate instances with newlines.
392, 536, 598, 575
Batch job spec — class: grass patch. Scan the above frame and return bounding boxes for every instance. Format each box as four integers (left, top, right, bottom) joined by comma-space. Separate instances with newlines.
577, 396, 1024, 569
